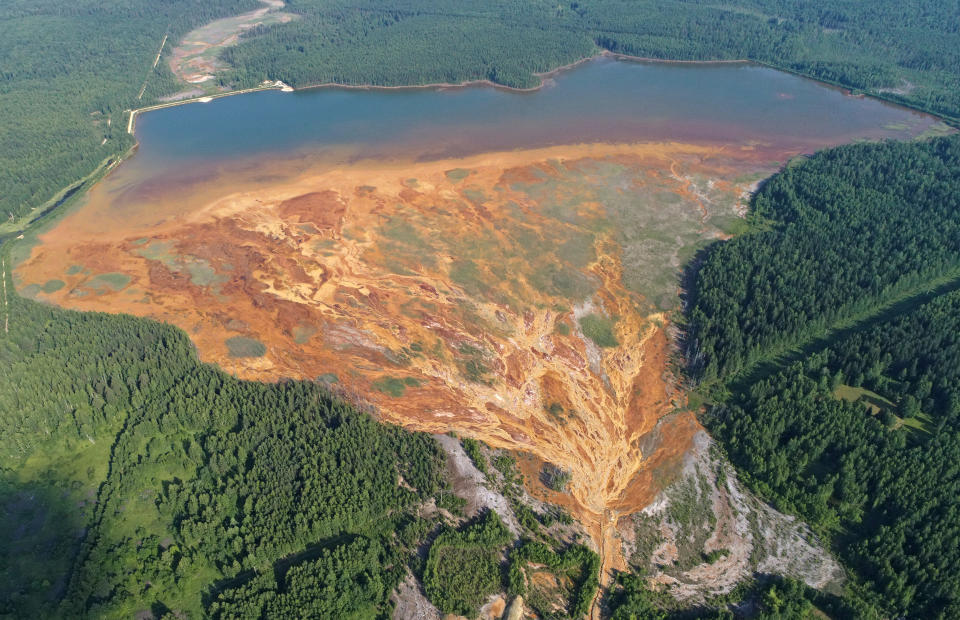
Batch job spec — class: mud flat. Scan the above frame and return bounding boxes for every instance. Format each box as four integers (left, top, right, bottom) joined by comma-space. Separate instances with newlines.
11, 141, 813, 567
13, 58, 945, 579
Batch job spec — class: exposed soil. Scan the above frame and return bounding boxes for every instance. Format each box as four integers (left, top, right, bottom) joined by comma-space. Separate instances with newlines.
15, 140, 789, 583
434, 434, 522, 535
622, 431, 845, 601
167, 0, 294, 86
391, 569, 441, 620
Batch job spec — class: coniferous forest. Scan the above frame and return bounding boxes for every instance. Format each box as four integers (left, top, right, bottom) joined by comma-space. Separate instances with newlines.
688, 135, 960, 618
0, 281, 448, 617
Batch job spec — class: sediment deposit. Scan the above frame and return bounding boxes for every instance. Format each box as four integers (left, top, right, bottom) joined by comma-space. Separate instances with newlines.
16, 141, 785, 573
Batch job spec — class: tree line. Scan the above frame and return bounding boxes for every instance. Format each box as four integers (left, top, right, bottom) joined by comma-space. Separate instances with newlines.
687, 136, 960, 617
4, 0, 959, 240
0, 271, 446, 618
686, 136, 960, 382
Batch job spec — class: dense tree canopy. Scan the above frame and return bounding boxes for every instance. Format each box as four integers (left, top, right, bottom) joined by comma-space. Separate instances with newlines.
0, 271, 446, 617
689, 136, 960, 618
423, 510, 513, 617
687, 137, 960, 382
0, 0, 262, 226
223, 0, 960, 125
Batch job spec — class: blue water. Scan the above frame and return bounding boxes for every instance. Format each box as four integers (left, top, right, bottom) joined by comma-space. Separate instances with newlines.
133, 57, 935, 171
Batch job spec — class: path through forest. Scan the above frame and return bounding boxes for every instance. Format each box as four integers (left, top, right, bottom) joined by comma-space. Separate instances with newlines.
2, 256, 7, 333
137, 33, 168, 100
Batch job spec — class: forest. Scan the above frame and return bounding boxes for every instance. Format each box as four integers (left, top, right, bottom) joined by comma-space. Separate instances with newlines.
686, 137, 960, 382
2, 0, 959, 227
222, 0, 960, 120
689, 135, 960, 618
0, 262, 450, 617
0, 0, 264, 227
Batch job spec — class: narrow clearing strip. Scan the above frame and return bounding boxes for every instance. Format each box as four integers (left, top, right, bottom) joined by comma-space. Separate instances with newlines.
727, 267, 960, 392
2, 256, 7, 333
137, 33, 169, 100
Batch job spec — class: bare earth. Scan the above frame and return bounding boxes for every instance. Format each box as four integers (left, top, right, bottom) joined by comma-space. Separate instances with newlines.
15, 140, 790, 581
167, 0, 294, 87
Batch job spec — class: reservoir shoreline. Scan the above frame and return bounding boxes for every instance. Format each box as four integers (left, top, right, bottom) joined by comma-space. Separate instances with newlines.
7, 53, 946, 243
124, 51, 948, 137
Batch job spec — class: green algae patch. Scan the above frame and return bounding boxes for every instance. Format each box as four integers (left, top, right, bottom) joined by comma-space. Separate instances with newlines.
316, 373, 339, 385
557, 233, 596, 269
382, 217, 428, 247
225, 336, 267, 358
449, 259, 487, 297
292, 324, 317, 344
445, 168, 471, 182
134, 240, 177, 266
373, 376, 421, 397
184, 257, 224, 288
463, 188, 488, 204
41, 280, 65, 294
529, 263, 596, 301
88, 273, 131, 292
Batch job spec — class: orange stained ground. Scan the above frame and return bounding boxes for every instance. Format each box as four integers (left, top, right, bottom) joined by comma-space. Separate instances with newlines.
16, 141, 782, 579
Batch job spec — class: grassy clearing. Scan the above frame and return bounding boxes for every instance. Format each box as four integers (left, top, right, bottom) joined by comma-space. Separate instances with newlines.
709, 214, 751, 235
579, 313, 618, 348
833, 384, 894, 414
832, 384, 932, 433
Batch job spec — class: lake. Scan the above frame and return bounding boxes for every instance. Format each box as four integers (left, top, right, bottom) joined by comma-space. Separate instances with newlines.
134, 56, 937, 172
